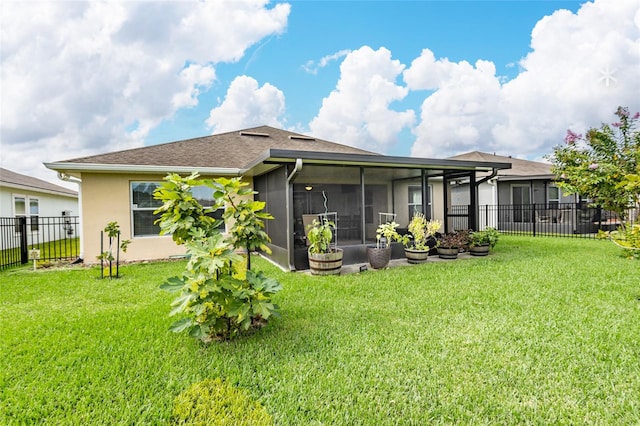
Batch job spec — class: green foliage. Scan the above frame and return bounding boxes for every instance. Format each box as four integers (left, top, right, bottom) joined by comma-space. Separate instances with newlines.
549, 106, 640, 226
401, 213, 441, 250
153, 172, 219, 245
154, 173, 281, 342
599, 224, 640, 259
210, 177, 273, 254
306, 218, 335, 254
470, 227, 500, 248
171, 378, 273, 426
375, 221, 400, 249
97, 221, 131, 262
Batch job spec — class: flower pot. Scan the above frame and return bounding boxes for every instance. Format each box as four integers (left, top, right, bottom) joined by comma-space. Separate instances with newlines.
404, 247, 429, 264
437, 247, 459, 259
367, 246, 391, 269
469, 244, 490, 256
308, 249, 343, 275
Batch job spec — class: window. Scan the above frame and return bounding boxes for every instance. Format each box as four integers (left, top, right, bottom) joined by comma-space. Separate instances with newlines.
29, 198, 39, 231
13, 195, 26, 232
511, 184, 531, 222
131, 182, 224, 237
12, 195, 39, 232
408, 185, 432, 218
548, 186, 560, 206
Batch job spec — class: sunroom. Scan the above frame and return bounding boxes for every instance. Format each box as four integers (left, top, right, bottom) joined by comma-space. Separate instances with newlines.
247, 149, 511, 271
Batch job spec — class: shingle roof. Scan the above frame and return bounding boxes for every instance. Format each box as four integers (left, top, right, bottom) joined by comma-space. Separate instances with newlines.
447, 151, 552, 178
53, 125, 376, 169
0, 168, 78, 197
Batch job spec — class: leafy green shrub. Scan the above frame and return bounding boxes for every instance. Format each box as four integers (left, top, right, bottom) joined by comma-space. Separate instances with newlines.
469, 227, 500, 248
154, 173, 282, 342
306, 218, 335, 254
171, 378, 273, 426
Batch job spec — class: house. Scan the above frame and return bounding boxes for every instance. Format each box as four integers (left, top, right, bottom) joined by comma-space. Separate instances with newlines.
445, 152, 604, 233
45, 126, 511, 270
0, 168, 79, 249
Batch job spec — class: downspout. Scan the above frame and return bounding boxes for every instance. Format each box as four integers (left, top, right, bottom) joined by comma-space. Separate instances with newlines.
58, 172, 84, 262
475, 169, 499, 229
286, 159, 303, 270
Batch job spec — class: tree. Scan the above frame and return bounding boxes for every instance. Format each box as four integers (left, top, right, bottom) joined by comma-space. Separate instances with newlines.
549, 106, 640, 228
153, 173, 281, 342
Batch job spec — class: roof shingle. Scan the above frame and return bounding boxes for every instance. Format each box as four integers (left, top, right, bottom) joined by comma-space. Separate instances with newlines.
54, 126, 376, 169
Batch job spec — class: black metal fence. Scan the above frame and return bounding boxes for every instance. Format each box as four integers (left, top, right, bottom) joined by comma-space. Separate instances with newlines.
0, 216, 80, 270
450, 203, 638, 238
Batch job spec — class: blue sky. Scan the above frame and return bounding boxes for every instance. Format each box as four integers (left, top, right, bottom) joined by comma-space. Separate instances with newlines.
1, 0, 638, 184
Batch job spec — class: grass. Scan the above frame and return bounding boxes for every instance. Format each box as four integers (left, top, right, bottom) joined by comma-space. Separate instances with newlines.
1, 237, 80, 270
1, 236, 639, 424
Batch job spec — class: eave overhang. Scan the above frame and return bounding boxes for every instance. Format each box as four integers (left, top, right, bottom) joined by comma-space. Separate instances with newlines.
242, 149, 512, 177
44, 162, 242, 178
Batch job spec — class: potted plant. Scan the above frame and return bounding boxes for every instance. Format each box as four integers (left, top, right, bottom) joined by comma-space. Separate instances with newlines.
400, 213, 441, 264
367, 221, 400, 269
436, 230, 469, 259
468, 227, 500, 256
307, 218, 343, 275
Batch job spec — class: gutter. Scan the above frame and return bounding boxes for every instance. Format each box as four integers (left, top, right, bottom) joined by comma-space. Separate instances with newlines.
476, 168, 499, 186
45, 162, 243, 176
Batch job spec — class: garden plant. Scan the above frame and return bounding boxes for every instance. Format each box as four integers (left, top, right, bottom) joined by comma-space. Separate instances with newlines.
153, 173, 282, 342
550, 106, 640, 256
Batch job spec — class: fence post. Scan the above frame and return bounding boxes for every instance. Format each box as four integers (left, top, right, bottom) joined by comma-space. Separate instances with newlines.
531, 204, 536, 237
19, 217, 28, 264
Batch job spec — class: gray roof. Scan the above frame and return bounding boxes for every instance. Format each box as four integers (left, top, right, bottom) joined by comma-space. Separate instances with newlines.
0, 168, 78, 197
51, 126, 376, 169
45, 126, 512, 177
448, 151, 552, 179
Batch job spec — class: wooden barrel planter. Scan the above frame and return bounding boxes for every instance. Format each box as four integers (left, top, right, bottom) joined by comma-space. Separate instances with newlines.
404, 248, 430, 264
308, 249, 343, 275
469, 244, 490, 256
437, 247, 459, 259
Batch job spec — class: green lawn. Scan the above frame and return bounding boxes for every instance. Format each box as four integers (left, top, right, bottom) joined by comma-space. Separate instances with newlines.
1, 236, 639, 424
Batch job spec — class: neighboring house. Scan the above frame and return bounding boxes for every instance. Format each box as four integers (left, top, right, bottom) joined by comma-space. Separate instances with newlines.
446, 151, 603, 233
0, 168, 79, 248
45, 126, 511, 270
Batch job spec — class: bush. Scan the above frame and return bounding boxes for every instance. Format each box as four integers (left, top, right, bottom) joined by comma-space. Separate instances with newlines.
154, 173, 282, 342
171, 378, 273, 426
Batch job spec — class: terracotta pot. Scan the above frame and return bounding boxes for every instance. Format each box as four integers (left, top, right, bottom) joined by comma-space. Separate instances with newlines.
367, 246, 391, 269
469, 244, 490, 256
308, 249, 343, 275
437, 247, 459, 259
404, 247, 429, 264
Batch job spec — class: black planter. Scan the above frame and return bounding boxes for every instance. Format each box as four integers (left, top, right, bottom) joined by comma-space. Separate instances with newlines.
367, 246, 391, 269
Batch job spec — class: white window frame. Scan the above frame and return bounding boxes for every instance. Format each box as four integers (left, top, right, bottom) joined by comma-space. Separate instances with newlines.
548, 185, 561, 206
131, 182, 164, 238
12, 194, 39, 233
408, 184, 433, 219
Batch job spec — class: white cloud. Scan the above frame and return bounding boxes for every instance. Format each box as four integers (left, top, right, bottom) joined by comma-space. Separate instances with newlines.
0, 0, 290, 182
309, 46, 415, 153
206, 76, 286, 132
407, 0, 640, 159
302, 49, 352, 75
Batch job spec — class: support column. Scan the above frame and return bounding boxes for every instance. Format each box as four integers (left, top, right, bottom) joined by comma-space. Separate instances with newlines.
469, 172, 477, 230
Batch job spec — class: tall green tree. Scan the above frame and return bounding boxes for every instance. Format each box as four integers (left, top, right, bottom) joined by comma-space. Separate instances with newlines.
549, 106, 640, 228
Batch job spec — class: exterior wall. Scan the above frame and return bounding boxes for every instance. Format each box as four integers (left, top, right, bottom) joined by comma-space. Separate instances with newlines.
0, 186, 79, 249
0, 187, 78, 217
79, 172, 253, 263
